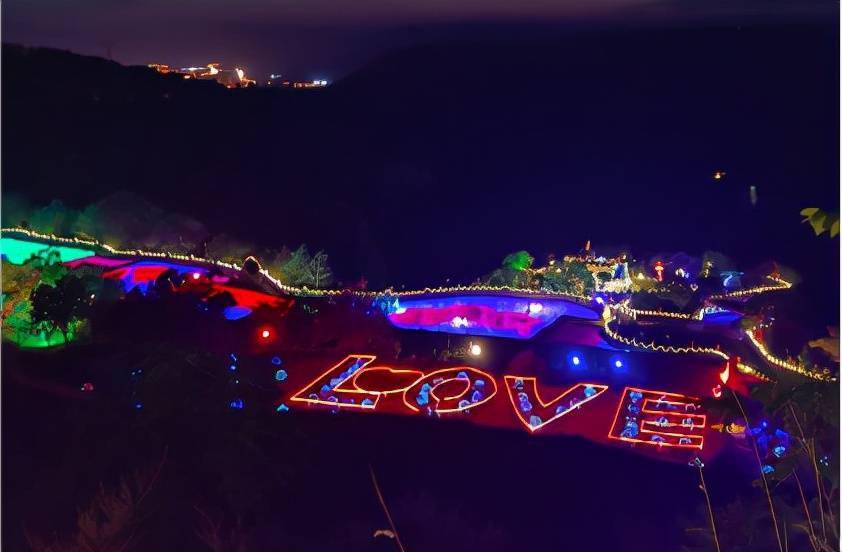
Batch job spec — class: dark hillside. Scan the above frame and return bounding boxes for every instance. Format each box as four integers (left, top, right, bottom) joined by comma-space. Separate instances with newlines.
3, 25, 839, 331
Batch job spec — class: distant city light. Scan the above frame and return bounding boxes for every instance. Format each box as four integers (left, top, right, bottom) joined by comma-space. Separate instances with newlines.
469, 343, 482, 356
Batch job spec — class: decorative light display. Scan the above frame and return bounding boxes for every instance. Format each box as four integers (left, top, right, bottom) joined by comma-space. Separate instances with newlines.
608, 387, 706, 449
708, 276, 792, 300
285, 354, 721, 459
0, 236, 95, 265
385, 295, 599, 339
1, 228, 594, 302
744, 329, 834, 381
503, 377, 608, 432
290, 355, 398, 410
603, 311, 774, 382
401, 367, 498, 414
653, 261, 665, 282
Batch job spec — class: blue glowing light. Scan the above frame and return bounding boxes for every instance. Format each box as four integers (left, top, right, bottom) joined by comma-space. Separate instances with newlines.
761, 464, 774, 474
229, 364, 237, 372
275, 369, 288, 381
229, 399, 244, 409
271, 356, 283, 366
621, 420, 639, 438
614, 359, 623, 369
529, 415, 542, 427
567, 352, 586, 370
773, 446, 786, 457
134, 402, 143, 410
276, 403, 289, 412
223, 306, 253, 320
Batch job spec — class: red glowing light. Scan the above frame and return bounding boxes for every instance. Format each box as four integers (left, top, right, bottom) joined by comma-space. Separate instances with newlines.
261, 329, 271, 339
719, 363, 730, 385
653, 261, 665, 282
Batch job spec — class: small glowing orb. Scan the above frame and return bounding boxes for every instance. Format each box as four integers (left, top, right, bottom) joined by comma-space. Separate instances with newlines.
614, 359, 623, 368
192, 272, 201, 280
450, 316, 469, 328
261, 329, 271, 339
528, 302, 543, 314
571, 355, 581, 366
469, 343, 482, 357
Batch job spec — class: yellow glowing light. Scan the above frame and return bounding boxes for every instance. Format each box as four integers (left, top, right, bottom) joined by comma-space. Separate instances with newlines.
469, 343, 482, 357
744, 329, 833, 381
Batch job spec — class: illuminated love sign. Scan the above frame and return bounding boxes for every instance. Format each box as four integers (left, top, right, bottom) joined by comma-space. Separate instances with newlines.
289, 355, 708, 451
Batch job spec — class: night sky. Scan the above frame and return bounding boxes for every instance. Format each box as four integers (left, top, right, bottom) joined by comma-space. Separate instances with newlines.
3, 0, 836, 79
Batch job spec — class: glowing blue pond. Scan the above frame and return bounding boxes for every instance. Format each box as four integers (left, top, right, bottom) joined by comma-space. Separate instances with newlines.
385, 294, 600, 340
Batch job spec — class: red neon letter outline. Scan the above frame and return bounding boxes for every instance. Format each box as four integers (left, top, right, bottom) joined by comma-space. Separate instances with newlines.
608, 387, 706, 449
504, 376, 608, 432
290, 355, 422, 410
402, 367, 497, 414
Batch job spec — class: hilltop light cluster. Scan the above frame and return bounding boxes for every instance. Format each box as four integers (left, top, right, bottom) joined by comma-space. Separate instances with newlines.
148, 63, 257, 88
148, 63, 329, 89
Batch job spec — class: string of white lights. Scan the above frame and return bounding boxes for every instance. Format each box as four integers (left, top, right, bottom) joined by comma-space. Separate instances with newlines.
1, 227, 593, 302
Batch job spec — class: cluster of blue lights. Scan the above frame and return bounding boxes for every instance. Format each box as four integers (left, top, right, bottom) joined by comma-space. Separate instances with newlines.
620, 390, 643, 439
564, 352, 626, 373
308, 358, 367, 406
748, 420, 791, 475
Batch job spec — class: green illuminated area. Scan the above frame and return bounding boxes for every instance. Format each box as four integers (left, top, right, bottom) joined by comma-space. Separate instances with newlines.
1, 237, 95, 348
3, 318, 81, 348
0, 237, 95, 265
